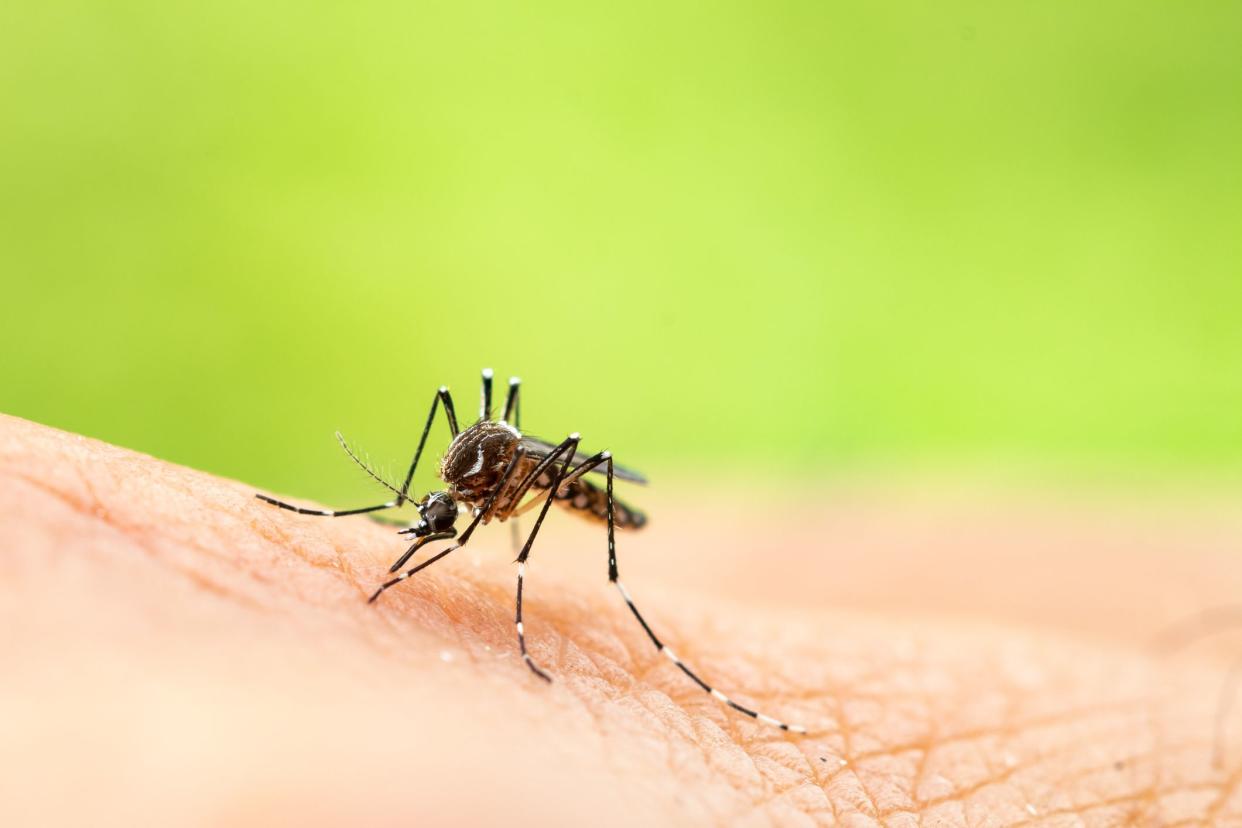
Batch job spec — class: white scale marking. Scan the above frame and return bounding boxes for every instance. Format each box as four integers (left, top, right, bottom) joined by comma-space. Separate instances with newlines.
465, 445, 487, 476
516, 621, 524, 636
612, 583, 810, 734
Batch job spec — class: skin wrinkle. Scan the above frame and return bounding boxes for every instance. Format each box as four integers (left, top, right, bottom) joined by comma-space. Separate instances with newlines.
9, 470, 272, 613
888, 724, 1143, 818
5, 415, 1242, 826
1204, 763, 1242, 823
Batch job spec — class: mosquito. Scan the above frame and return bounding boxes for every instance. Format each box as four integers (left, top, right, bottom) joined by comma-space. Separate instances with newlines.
255, 369, 806, 733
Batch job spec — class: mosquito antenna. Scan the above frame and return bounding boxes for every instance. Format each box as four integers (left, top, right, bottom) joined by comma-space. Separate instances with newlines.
335, 431, 406, 501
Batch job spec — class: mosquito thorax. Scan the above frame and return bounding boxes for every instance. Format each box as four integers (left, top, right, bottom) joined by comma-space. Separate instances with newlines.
439, 420, 523, 499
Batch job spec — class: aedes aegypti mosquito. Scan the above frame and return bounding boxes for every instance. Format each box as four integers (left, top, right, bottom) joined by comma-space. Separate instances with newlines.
256, 369, 806, 733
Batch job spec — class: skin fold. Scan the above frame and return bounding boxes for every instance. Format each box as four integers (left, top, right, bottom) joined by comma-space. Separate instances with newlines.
3, 413, 1242, 826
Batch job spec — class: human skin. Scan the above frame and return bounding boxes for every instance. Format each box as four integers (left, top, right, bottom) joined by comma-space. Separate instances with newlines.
3, 413, 1242, 826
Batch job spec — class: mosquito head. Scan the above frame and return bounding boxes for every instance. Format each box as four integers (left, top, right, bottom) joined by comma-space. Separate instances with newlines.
409, 490, 458, 536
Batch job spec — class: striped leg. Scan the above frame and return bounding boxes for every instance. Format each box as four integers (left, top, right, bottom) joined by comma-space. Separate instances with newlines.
503, 374, 523, 558
255, 386, 459, 517
573, 452, 808, 734
397, 386, 459, 500
367, 448, 525, 604
255, 494, 399, 517
501, 375, 521, 425
512, 433, 582, 682
480, 368, 494, 420
385, 530, 457, 574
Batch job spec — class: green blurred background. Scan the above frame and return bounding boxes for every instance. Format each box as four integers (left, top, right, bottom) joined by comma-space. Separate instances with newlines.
3, 1, 1241, 502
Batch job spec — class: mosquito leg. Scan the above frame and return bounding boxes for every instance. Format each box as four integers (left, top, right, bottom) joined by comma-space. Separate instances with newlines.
511, 433, 581, 682
480, 368, 494, 420
502, 375, 521, 426
504, 375, 523, 554
398, 386, 458, 500
254, 494, 398, 517
367, 546, 458, 604
368, 448, 525, 604
386, 530, 457, 574
568, 452, 808, 734
499, 431, 590, 517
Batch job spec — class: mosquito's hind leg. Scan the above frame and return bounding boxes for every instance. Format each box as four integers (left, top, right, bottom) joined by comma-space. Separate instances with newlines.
573, 450, 808, 734
480, 368, 494, 420
502, 375, 521, 426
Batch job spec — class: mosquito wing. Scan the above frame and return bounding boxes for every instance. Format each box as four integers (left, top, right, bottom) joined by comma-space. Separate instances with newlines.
519, 435, 648, 485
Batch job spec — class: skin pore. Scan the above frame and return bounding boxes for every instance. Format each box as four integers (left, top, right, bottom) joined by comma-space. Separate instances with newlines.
4, 413, 1242, 826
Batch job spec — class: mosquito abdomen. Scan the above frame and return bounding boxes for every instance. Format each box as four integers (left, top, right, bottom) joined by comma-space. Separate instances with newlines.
554, 477, 647, 530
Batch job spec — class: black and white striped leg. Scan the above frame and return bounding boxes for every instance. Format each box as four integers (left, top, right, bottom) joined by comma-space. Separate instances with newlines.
367, 546, 457, 604
480, 368, 494, 420
515, 560, 550, 682
398, 386, 459, 499
386, 529, 457, 574
512, 433, 581, 682
254, 493, 399, 517
577, 453, 808, 734
367, 448, 525, 604
614, 580, 806, 733
502, 376, 520, 426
